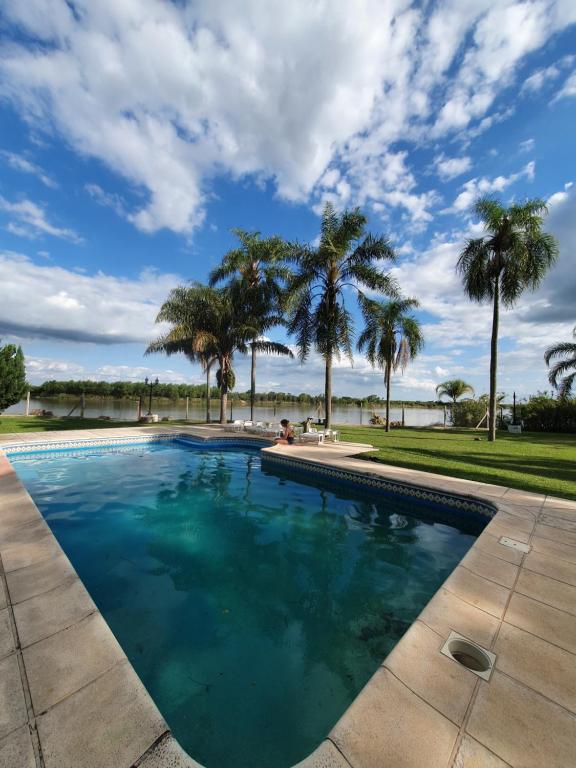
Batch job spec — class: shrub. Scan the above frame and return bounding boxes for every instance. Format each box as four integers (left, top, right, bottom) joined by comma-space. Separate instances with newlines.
450, 398, 488, 428
521, 394, 576, 433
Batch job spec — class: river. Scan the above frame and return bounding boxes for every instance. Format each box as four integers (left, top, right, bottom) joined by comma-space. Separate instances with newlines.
6, 397, 449, 427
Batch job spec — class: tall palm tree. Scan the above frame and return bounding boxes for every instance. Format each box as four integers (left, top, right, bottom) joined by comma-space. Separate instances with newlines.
287, 203, 398, 428
457, 197, 558, 441
545, 327, 576, 399
357, 297, 424, 432
147, 284, 258, 424
209, 230, 293, 420
436, 379, 475, 403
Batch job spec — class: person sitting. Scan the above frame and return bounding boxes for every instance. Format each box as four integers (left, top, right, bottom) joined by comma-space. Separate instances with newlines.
274, 419, 295, 445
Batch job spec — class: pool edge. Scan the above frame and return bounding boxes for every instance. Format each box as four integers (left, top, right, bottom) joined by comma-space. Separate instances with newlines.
1, 426, 574, 768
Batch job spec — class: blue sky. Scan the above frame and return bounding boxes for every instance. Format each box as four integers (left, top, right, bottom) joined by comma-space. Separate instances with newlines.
0, 0, 575, 400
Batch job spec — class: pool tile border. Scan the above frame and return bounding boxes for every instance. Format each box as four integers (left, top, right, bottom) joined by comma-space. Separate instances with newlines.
1, 426, 575, 768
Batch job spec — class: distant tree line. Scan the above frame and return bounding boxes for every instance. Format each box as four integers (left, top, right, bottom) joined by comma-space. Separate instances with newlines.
28, 379, 441, 407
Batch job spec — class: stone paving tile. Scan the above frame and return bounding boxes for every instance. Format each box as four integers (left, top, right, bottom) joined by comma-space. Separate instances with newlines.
0, 725, 36, 768
539, 513, 576, 532
483, 519, 531, 545
504, 593, 576, 655
494, 622, 576, 714
488, 511, 535, 535
523, 550, 576, 587
474, 531, 524, 566
0, 654, 27, 740
488, 501, 539, 521
136, 735, 204, 768
2, 534, 63, 574
14, 577, 96, 648
0, 497, 41, 538
542, 495, 576, 510
515, 568, 576, 617
534, 522, 576, 547
6, 553, 77, 604
0, 609, 15, 660
452, 735, 511, 767
540, 505, 576, 522
419, 588, 500, 649
23, 612, 125, 714
471, 484, 510, 499
331, 667, 458, 768
531, 534, 576, 564
383, 620, 477, 726
460, 548, 518, 589
467, 672, 576, 768
443, 566, 510, 619
0, 518, 52, 551
37, 659, 167, 768
501, 489, 546, 507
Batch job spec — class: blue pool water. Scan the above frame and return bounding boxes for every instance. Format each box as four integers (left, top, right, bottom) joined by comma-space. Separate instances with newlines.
12, 440, 484, 767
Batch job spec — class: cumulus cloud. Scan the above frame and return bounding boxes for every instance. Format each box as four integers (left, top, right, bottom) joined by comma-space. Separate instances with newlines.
521, 54, 575, 95
445, 161, 536, 213
0, 0, 574, 234
434, 155, 473, 181
0, 196, 83, 243
0, 250, 181, 344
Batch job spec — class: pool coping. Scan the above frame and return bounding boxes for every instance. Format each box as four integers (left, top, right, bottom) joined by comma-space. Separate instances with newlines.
0, 425, 574, 768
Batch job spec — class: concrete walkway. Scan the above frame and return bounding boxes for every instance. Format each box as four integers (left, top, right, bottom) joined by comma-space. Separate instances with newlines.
0, 426, 574, 768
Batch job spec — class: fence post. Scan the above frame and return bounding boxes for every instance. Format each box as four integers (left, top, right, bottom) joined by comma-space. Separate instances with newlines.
185, 396, 189, 421
25, 390, 30, 416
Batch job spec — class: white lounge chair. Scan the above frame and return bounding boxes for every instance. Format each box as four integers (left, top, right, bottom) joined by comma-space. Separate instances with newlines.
323, 429, 339, 442
230, 420, 244, 432
299, 427, 324, 445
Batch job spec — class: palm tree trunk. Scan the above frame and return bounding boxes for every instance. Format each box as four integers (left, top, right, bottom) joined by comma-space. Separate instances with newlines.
324, 355, 332, 429
250, 342, 256, 421
219, 357, 228, 425
205, 362, 212, 424
385, 363, 392, 433
488, 281, 500, 442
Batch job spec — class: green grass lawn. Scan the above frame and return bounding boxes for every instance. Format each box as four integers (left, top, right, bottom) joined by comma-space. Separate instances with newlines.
0, 416, 191, 434
337, 425, 576, 501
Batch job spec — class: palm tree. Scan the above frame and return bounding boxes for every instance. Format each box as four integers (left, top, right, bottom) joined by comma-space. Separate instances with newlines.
457, 197, 558, 441
209, 230, 293, 420
287, 203, 398, 428
147, 284, 258, 424
545, 327, 576, 399
357, 297, 424, 432
436, 379, 475, 403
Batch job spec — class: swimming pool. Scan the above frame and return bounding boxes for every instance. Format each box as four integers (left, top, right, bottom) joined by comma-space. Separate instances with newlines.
11, 438, 485, 768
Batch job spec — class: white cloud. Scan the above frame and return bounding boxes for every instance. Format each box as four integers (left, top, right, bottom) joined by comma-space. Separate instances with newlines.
0, 0, 574, 234
0, 150, 58, 188
552, 70, 576, 102
0, 196, 83, 243
519, 138, 535, 153
446, 161, 536, 214
521, 54, 575, 95
0, 250, 181, 344
434, 155, 472, 181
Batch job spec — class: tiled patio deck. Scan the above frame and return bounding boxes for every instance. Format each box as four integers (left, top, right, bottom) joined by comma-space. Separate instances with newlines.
0, 425, 575, 768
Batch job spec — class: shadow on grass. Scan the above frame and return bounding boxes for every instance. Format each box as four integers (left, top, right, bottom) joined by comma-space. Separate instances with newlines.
360, 447, 576, 500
